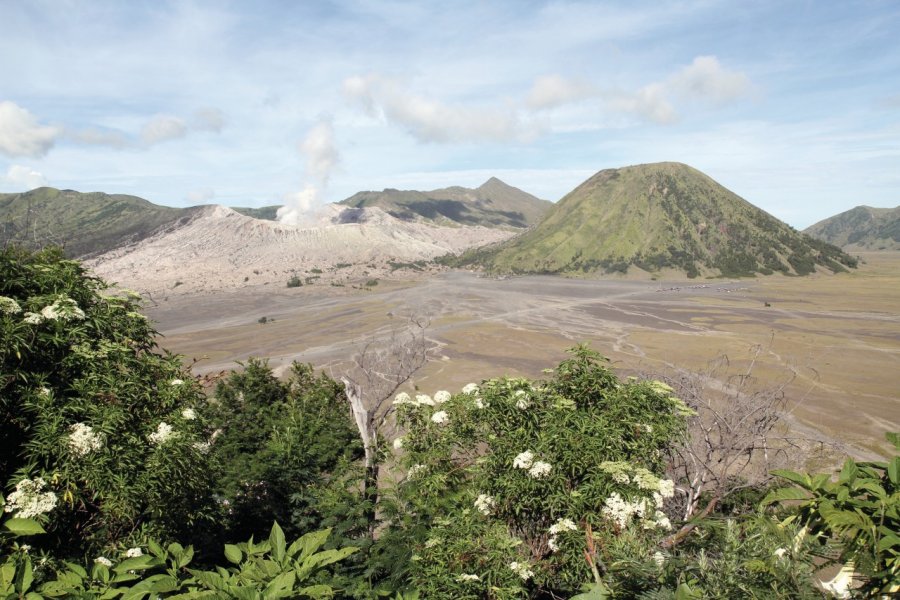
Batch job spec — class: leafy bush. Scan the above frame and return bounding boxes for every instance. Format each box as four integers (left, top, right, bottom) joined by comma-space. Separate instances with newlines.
764, 432, 900, 596
0, 246, 217, 557
205, 360, 364, 544
287, 275, 303, 288
385, 346, 693, 598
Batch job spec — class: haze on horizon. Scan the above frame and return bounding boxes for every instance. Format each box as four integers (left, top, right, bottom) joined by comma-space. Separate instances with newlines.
1, 0, 898, 229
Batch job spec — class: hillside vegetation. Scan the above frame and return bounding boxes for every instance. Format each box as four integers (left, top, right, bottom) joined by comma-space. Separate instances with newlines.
0, 187, 188, 258
340, 176, 552, 229
805, 205, 900, 251
453, 163, 857, 278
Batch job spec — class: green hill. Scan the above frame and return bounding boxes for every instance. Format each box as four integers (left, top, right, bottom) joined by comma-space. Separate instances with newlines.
804, 205, 900, 251
0, 187, 189, 258
339, 177, 551, 229
232, 205, 281, 221
453, 162, 856, 278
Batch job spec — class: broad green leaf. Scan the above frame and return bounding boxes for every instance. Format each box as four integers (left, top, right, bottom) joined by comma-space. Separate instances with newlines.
294, 584, 335, 599
288, 528, 331, 561
63, 562, 88, 579
114, 555, 162, 573
264, 570, 295, 597
269, 522, 286, 562
877, 534, 900, 552
888, 457, 899, 485
839, 459, 859, 483
223, 544, 242, 565
3, 518, 46, 536
886, 432, 900, 450
20, 558, 33, 593
771, 470, 810, 488
761, 487, 810, 506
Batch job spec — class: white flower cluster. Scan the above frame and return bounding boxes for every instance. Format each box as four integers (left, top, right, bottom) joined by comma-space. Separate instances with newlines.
407, 464, 426, 480
434, 390, 451, 404
474, 493, 495, 515
461, 383, 479, 395
514, 390, 530, 410
38, 297, 87, 323
431, 410, 449, 425
548, 518, 578, 552
68, 423, 104, 456
0, 296, 22, 315
148, 421, 176, 445
181, 408, 197, 420
393, 437, 404, 450
602, 492, 672, 531
455, 573, 480, 583
125, 547, 143, 558
508, 561, 534, 581
473, 397, 486, 409
512, 450, 552, 478
94, 556, 113, 567
4, 477, 57, 518
170, 379, 184, 386
416, 394, 435, 406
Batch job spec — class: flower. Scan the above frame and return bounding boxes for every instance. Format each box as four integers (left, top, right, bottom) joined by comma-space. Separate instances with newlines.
125, 547, 143, 558
193, 441, 212, 454
170, 379, 184, 386
148, 421, 176, 445
393, 437, 404, 450
393, 392, 412, 405
431, 410, 449, 425
658, 479, 675, 498
23, 312, 43, 324
474, 397, 486, 409
424, 537, 441, 548
602, 492, 645, 529
462, 383, 479, 394
68, 423, 104, 456
513, 450, 534, 469
38, 387, 50, 397
612, 472, 630, 484
474, 494, 495, 515
514, 390, 530, 409
0, 296, 22, 315
773, 547, 788, 560
549, 518, 577, 535
508, 561, 534, 581
434, 390, 451, 404
4, 478, 57, 518
653, 551, 666, 567
548, 537, 560, 552
40, 297, 85, 321
415, 394, 435, 407
407, 464, 426, 480
456, 573, 480, 583
94, 556, 113, 567
528, 461, 552, 479
181, 408, 197, 420
641, 424, 653, 433
653, 510, 672, 530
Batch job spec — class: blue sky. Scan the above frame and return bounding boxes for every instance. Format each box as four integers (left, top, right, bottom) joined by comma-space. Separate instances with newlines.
1, 0, 898, 228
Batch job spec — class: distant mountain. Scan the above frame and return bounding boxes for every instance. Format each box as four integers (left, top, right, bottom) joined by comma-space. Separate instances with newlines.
339, 177, 552, 229
804, 205, 900, 251
232, 205, 281, 221
0, 187, 188, 258
452, 162, 857, 278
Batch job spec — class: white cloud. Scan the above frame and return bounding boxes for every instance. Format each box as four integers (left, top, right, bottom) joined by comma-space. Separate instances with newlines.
3, 164, 48, 189
140, 114, 188, 145
0, 101, 60, 158
69, 127, 130, 148
193, 107, 225, 132
610, 83, 678, 125
526, 75, 595, 110
344, 74, 538, 143
187, 188, 215, 203
667, 55, 751, 105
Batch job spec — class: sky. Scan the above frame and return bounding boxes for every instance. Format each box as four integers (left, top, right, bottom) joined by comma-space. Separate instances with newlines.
1, 0, 898, 229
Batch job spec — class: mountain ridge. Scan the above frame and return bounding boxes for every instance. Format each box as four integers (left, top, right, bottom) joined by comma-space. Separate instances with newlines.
451, 162, 857, 278
804, 205, 900, 251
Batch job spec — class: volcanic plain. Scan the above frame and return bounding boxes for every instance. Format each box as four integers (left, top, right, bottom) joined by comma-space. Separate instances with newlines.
144, 251, 900, 459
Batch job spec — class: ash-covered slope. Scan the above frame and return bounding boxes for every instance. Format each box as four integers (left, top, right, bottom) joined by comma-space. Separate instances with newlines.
804, 205, 900, 251
339, 177, 552, 229
455, 162, 856, 278
86, 203, 514, 295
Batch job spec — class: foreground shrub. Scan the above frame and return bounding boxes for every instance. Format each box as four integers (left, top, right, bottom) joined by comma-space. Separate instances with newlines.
0, 246, 217, 557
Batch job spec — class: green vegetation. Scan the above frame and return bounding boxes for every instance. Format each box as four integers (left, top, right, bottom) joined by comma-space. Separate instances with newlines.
287, 275, 302, 287
805, 205, 900, 251
0, 187, 187, 258
231, 205, 282, 221
339, 177, 552, 229
1, 246, 895, 598
452, 163, 857, 278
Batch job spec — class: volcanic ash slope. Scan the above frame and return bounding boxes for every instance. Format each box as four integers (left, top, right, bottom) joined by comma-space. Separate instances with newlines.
86, 204, 513, 295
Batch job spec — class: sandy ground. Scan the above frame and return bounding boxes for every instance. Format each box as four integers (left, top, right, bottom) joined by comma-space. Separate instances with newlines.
143, 252, 900, 460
